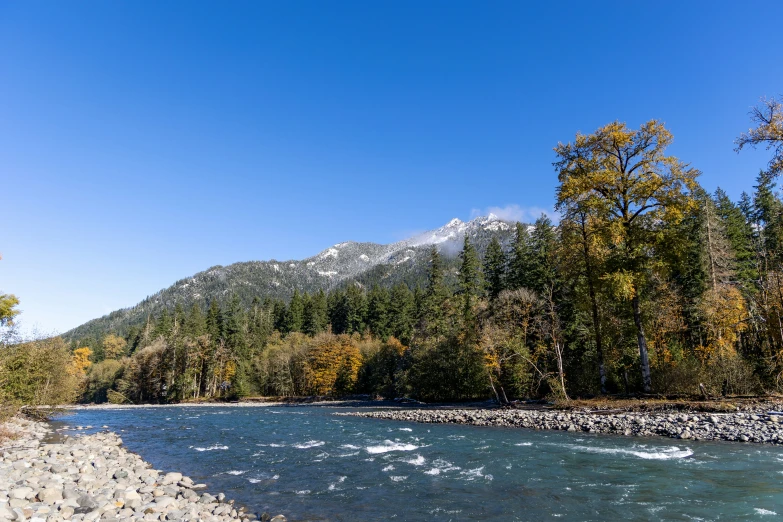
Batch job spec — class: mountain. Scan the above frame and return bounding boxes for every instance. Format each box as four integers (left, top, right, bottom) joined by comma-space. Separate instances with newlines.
64, 215, 519, 341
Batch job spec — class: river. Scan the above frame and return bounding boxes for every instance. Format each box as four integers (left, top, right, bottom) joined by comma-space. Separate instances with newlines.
54, 406, 783, 520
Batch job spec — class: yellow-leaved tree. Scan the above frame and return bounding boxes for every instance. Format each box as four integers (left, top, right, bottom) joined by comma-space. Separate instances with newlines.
71, 347, 93, 376
102, 334, 127, 360
555, 120, 700, 392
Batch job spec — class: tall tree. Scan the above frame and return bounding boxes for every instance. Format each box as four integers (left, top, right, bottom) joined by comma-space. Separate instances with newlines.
421, 247, 450, 337
303, 289, 329, 336
483, 236, 507, 301
388, 283, 415, 345
458, 236, 483, 321
206, 300, 224, 343
366, 285, 391, 339
285, 290, 305, 333
507, 223, 533, 290
555, 120, 699, 392
557, 209, 608, 393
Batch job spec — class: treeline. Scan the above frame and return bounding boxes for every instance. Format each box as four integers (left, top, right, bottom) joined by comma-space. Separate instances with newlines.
60, 97, 783, 403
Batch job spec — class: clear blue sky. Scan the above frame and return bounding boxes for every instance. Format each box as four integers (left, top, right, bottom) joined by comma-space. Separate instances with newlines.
2, 1, 782, 334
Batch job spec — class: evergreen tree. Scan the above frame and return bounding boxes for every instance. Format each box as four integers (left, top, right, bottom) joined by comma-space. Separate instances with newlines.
303, 289, 328, 335
272, 299, 287, 332
328, 289, 347, 334
507, 222, 533, 290
224, 294, 248, 359
173, 303, 186, 336
388, 283, 415, 345
366, 285, 391, 339
154, 308, 173, 339
458, 236, 483, 321
527, 215, 558, 294
421, 247, 450, 337
285, 289, 305, 333
206, 300, 224, 343
344, 285, 367, 334
184, 303, 206, 338
483, 236, 507, 300
715, 188, 758, 289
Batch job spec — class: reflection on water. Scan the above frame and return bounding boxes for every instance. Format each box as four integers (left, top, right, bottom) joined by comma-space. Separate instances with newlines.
54, 406, 783, 521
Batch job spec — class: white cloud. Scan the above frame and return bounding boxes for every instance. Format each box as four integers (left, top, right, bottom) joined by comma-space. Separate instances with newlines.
470, 204, 559, 224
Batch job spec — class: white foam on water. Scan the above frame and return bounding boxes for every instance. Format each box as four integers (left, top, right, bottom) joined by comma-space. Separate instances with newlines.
296, 490, 311, 495
424, 458, 461, 476
390, 476, 408, 482
329, 476, 347, 490
192, 445, 229, 452
398, 428, 413, 432
460, 466, 489, 481
225, 470, 246, 475
755, 508, 777, 515
248, 479, 261, 484
515, 442, 533, 446
382, 465, 395, 472
294, 440, 325, 449
337, 452, 359, 457
366, 440, 419, 454
341, 444, 360, 450
559, 444, 693, 460
402, 454, 426, 466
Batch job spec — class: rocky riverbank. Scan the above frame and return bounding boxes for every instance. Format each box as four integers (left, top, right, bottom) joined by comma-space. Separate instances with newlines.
341, 407, 783, 444
0, 417, 286, 522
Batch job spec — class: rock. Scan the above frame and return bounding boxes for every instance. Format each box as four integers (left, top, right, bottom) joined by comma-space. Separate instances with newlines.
162, 472, 182, 485
10, 487, 34, 501
270, 516, 287, 522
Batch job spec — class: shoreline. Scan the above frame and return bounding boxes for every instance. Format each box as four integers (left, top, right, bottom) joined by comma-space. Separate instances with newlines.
339, 407, 783, 444
0, 417, 286, 522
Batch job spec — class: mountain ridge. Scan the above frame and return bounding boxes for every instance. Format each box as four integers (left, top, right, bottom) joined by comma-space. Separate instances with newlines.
64, 215, 519, 341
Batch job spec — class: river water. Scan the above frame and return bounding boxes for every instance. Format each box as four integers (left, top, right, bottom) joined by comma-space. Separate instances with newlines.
54, 406, 783, 521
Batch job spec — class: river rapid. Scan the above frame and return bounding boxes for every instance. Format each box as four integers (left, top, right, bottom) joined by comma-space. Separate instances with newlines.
53, 406, 783, 521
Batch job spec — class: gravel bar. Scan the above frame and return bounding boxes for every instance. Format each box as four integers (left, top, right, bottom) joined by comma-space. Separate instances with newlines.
0, 417, 286, 522
339, 407, 783, 444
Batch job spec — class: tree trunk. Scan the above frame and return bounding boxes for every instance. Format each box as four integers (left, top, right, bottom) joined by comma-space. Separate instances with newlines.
631, 294, 652, 393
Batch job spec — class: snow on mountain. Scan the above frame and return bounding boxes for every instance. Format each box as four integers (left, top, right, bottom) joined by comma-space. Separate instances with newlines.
64, 215, 519, 340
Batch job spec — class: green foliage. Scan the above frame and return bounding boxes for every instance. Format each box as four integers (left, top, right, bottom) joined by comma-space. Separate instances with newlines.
0, 294, 20, 327
0, 337, 81, 417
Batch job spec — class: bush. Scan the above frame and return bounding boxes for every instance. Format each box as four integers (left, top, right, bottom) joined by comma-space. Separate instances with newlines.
0, 337, 81, 418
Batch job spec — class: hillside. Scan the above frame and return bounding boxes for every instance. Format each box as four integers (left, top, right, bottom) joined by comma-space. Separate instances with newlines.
64, 215, 520, 341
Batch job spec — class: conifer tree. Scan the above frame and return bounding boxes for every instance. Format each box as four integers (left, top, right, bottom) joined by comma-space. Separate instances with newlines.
185, 303, 206, 338
714, 188, 758, 289
527, 215, 558, 294
483, 236, 507, 301
225, 294, 248, 359
458, 236, 483, 321
303, 289, 328, 335
388, 283, 415, 345
366, 285, 391, 339
421, 247, 450, 337
507, 222, 533, 290
206, 300, 224, 343
155, 308, 173, 339
344, 285, 367, 334
285, 290, 305, 333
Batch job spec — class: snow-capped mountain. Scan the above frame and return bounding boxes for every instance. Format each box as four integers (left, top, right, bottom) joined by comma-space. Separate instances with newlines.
64, 215, 518, 340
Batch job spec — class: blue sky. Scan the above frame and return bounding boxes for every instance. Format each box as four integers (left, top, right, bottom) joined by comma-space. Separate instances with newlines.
2, 1, 782, 334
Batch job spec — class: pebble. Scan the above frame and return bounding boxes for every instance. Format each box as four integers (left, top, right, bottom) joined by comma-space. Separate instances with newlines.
341, 404, 783, 444
0, 417, 286, 521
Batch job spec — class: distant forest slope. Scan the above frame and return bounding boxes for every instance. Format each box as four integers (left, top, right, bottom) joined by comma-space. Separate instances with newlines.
64, 215, 518, 342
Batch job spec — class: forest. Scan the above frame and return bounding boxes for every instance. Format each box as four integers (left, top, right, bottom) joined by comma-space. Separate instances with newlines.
3, 96, 783, 408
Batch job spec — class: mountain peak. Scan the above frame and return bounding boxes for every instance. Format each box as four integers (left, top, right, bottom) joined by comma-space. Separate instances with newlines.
445, 218, 463, 228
